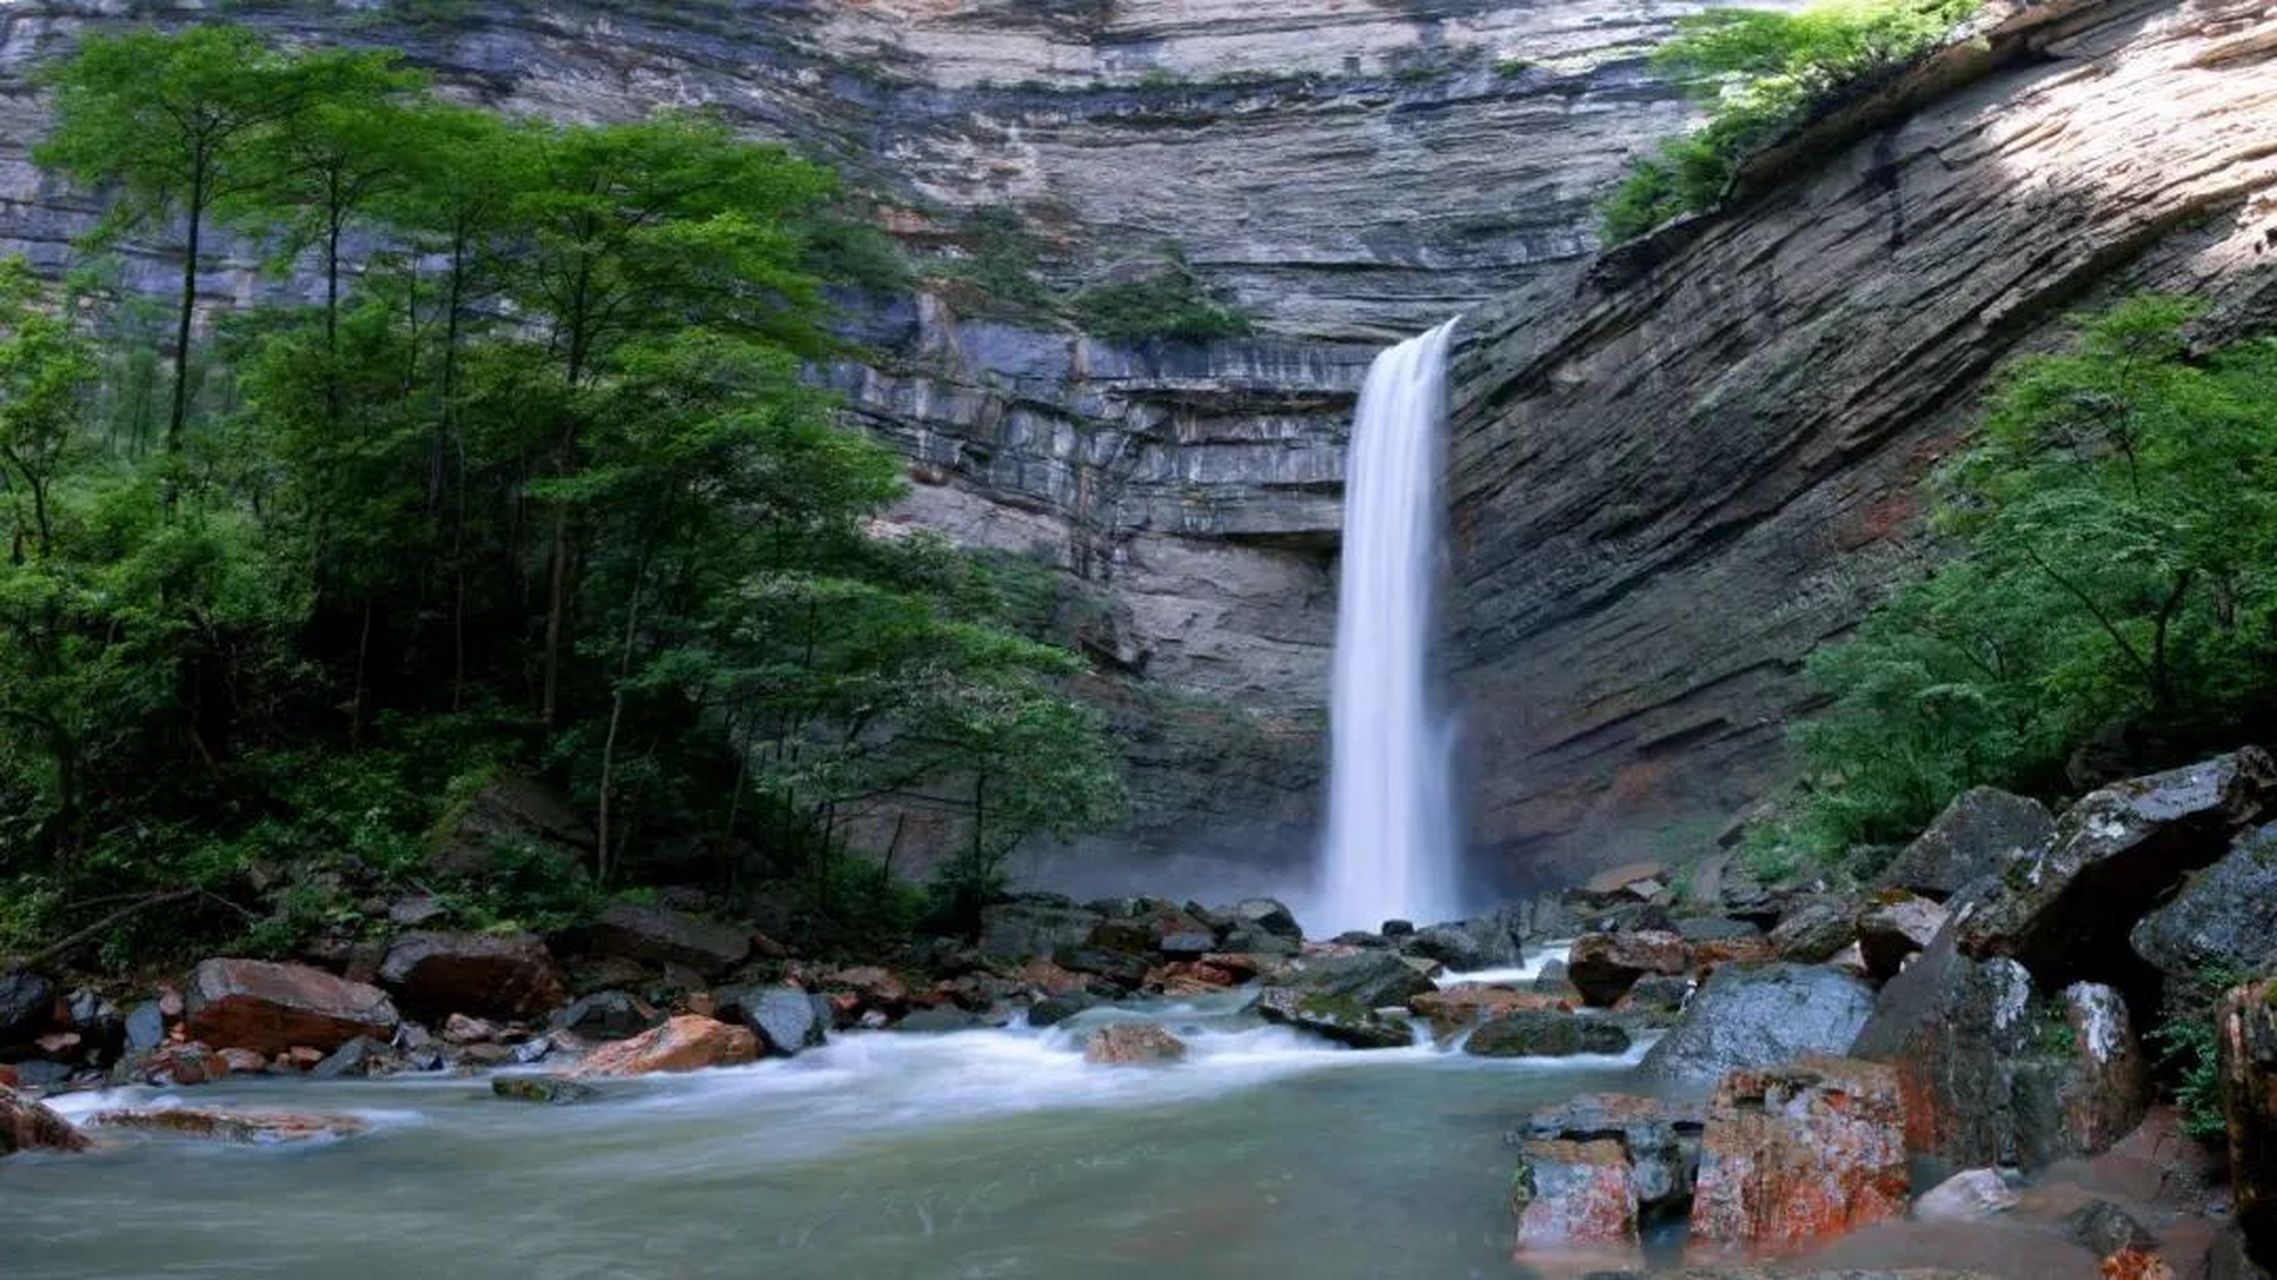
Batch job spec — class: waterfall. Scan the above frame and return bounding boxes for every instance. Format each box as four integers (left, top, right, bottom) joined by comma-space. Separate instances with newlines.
1314, 319, 1461, 937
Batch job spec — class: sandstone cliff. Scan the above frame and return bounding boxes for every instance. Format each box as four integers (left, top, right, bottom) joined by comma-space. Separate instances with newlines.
1447, 0, 2277, 892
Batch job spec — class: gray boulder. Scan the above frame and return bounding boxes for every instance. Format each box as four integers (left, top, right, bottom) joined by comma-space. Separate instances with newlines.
977, 897, 1105, 963
1768, 897, 1857, 963
0, 971, 55, 1052
1881, 786, 2055, 901
1857, 894, 1949, 980
1517, 1093, 1704, 1219
1463, 1011, 1630, 1058
1853, 932, 2152, 1173
1956, 748, 2277, 994
1638, 962, 1875, 1085
716, 986, 826, 1057
1226, 897, 1303, 941
2131, 822, 2277, 983
581, 902, 751, 977
1281, 950, 1436, 1009
1400, 908, 1525, 971
1252, 988, 1410, 1050
551, 990, 658, 1042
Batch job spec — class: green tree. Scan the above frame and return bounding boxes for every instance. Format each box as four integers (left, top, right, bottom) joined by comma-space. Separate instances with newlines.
1777, 297, 2277, 865
38, 26, 324, 456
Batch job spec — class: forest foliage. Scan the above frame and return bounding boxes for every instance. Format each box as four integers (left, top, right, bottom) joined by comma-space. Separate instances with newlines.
0, 25, 1125, 966
1758, 297, 2277, 875
1599, 0, 1979, 242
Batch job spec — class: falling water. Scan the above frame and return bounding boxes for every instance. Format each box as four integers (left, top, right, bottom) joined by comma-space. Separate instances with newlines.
1315, 319, 1461, 936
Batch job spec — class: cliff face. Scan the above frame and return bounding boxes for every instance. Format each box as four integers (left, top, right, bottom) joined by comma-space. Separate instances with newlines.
0, 0, 1727, 893
1446, 0, 2277, 892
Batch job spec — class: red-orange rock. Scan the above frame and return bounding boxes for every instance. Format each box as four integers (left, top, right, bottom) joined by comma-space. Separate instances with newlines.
571, 1015, 757, 1077
1014, 958, 1086, 996
184, 958, 399, 1056
1689, 1055, 1909, 1255
2100, 1249, 2176, 1280
816, 966, 909, 1012
0, 1064, 17, 1088
1411, 984, 1572, 1028
1083, 1022, 1187, 1066
0, 1085, 89, 1156
1689, 935, 1776, 976
1567, 932, 1689, 1007
1510, 1137, 1640, 1262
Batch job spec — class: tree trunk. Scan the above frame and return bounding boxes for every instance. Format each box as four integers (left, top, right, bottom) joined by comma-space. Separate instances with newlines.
168, 166, 207, 460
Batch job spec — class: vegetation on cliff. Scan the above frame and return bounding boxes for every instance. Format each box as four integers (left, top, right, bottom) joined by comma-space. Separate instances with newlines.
0, 26, 1125, 968
1600, 0, 1979, 242
1761, 297, 2277, 873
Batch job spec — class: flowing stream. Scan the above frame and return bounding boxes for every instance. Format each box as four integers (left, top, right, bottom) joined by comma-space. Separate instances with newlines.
1, 971, 1659, 1280
1314, 320, 1463, 937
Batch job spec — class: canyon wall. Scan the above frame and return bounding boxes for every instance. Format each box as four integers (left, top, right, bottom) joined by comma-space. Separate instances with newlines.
1446, 0, 2277, 893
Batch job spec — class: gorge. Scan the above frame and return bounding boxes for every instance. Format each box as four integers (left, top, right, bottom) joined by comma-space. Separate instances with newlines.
0, 0, 2275, 1277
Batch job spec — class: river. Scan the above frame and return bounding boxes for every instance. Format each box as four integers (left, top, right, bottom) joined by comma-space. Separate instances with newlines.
0, 978, 1657, 1279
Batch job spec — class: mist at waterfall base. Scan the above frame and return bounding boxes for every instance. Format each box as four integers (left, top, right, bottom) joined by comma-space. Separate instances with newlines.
1307, 319, 1465, 937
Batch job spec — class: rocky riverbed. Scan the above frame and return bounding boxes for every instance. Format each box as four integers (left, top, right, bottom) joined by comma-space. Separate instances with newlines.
5, 750, 2276, 1277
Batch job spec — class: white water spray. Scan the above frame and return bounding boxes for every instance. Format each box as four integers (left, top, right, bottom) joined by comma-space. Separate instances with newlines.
1314, 319, 1460, 936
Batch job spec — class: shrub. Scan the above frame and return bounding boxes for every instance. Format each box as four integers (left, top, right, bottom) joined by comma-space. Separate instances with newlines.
1072, 267, 1252, 343
1600, 0, 1979, 242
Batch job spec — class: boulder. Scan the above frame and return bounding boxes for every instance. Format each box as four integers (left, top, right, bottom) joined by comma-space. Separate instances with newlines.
1881, 787, 2056, 901
977, 897, 1105, 963
310, 1035, 399, 1079
184, 958, 399, 1056
572, 1015, 757, 1077
1508, 1138, 1640, 1261
216, 1047, 270, 1074
1575, 860, 1668, 904
428, 768, 593, 878
2131, 824, 2277, 986
0, 1084, 88, 1156
1853, 933, 2152, 1172
1409, 983, 1570, 1033
1688, 1056, 1909, 1255
123, 1000, 167, 1054
1053, 947, 1150, 990
2217, 978, 2277, 1268
377, 931, 565, 1022
491, 1075, 597, 1105
1082, 1022, 1187, 1066
1615, 973, 1694, 1022
1638, 963, 1875, 1085
440, 1013, 500, 1045
1400, 907, 1526, 971
144, 1042, 227, 1086
715, 985, 826, 1057
0, 970, 56, 1053
84, 1107, 368, 1144
1027, 993, 1098, 1027
1012, 958, 1087, 997
1857, 894, 1950, 980
1769, 897, 1858, 963
1280, 949, 1436, 1009
1253, 988, 1411, 1049
1914, 1169, 2019, 1222
814, 966, 911, 1013
1515, 1093, 1705, 1220
1687, 933, 1777, 977
1956, 749, 2277, 996
1226, 897, 1303, 941
896, 1007, 984, 1033
552, 990, 658, 1041
1565, 932, 1688, 1007
1464, 1011, 1631, 1058
2070, 1200, 2158, 1257
582, 902, 751, 977
1674, 917, 1762, 943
